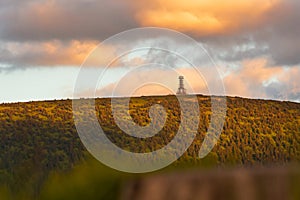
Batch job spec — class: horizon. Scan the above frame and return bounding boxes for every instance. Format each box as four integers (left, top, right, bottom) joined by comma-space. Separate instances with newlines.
1, 93, 299, 105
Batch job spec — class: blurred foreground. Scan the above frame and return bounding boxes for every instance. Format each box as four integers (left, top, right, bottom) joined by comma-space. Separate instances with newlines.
1, 156, 300, 200
122, 166, 300, 200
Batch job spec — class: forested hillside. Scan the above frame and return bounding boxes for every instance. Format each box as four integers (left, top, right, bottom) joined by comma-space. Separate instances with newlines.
0, 95, 299, 198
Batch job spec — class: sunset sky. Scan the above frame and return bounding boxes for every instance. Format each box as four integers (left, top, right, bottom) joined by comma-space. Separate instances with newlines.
0, 0, 299, 102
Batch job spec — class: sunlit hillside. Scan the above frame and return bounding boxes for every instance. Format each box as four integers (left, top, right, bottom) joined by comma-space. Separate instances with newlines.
0, 95, 299, 199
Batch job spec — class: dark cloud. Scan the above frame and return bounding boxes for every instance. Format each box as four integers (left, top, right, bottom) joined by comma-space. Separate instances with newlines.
204, 0, 300, 66
0, 0, 138, 42
204, 38, 269, 63
260, 0, 300, 66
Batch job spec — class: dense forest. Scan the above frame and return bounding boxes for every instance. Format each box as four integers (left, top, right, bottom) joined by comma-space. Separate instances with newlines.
0, 95, 299, 199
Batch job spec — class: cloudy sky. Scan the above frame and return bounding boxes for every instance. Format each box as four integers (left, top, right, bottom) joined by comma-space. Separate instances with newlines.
0, 0, 299, 102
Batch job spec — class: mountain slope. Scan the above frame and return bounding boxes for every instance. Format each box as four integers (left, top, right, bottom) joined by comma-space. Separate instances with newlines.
0, 95, 299, 196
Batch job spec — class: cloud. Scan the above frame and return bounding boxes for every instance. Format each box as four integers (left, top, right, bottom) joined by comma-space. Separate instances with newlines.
0, 0, 138, 42
267, 66, 300, 101
258, 0, 300, 66
134, 0, 300, 66
223, 58, 283, 97
0, 40, 101, 68
223, 58, 300, 101
1, 0, 300, 68
135, 0, 279, 38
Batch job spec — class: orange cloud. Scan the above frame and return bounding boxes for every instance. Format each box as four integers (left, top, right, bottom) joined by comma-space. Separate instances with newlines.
135, 0, 281, 37
41, 40, 99, 66
223, 58, 284, 97
3, 40, 122, 67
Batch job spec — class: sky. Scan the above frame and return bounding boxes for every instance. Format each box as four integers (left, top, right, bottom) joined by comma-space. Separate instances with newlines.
0, 0, 299, 103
